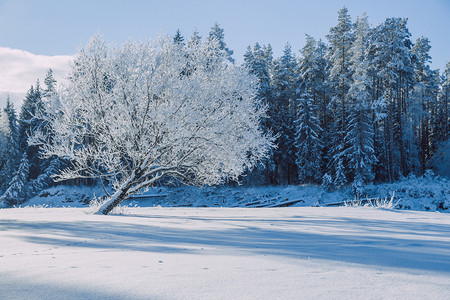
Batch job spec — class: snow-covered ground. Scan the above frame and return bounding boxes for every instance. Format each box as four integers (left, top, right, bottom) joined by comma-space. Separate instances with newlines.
23, 174, 450, 212
1, 207, 449, 299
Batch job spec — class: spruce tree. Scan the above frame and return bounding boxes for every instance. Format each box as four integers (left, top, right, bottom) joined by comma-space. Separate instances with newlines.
188, 28, 202, 48
173, 29, 185, 45
345, 14, 376, 193
370, 17, 412, 181
19, 81, 45, 180
43, 68, 57, 98
272, 43, 298, 184
295, 90, 322, 183
326, 6, 354, 185
0, 152, 29, 206
411, 37, 439, 173
327, 6, 354, 135
0, 98, 20, 192
208, 23, 234, 63
243, 43, 275, 184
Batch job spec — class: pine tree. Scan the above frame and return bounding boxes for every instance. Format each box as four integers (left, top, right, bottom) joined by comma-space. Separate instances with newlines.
43, 68, 57, 98
31, 157, 60, 192
0, 98, 20, 192
243, 43, 275, 184
298, 35, 320, 94
327, 6, 354, 135
19, 81, 45, 180
173, 29, 185, 45
438, 62, 450, 141
295, 90, 322, 183
244, 43, 273, 102
326, 6, 354, 184
411, 37, 440, 173
188, 28, 202, 48
36, 71, 61, 191
0, 152, 29, 206
334, 158, 347, 187
370, 17, 412, 181
322, 172, 333, 191
208, 23, 234, 63
345, 13, 376, 192
297, 35, 330, 176
271, 43, 298, 184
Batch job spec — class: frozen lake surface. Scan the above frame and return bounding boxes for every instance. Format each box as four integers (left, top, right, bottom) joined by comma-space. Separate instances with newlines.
1, 207, 449, 299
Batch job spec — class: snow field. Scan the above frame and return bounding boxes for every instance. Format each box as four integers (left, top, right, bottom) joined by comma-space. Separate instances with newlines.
1, 207, 449, 299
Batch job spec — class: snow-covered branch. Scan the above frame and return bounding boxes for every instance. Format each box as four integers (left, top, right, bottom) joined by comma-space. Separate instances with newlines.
30, 35, 273, 214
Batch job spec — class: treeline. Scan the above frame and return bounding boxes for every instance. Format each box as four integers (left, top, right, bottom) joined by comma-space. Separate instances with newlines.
0, 70, 61, 205
243, 7, 449, 193
0, 7, 449, 205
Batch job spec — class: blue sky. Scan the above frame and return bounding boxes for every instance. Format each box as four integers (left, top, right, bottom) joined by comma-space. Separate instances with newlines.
0, 0, 449, 68
0, 0, 449, 107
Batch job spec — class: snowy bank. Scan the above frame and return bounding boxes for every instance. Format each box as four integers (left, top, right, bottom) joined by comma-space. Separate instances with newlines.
21, 175, 450, 213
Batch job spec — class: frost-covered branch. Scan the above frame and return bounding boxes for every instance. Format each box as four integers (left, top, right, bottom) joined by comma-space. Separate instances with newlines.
30, 34, 273, 214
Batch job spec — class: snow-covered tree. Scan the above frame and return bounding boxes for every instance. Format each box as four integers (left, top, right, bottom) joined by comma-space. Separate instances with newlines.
43, 68, 57, 98
244, 43, 273, 104
188, 28, 202, 48
243, 43, 276, 184
345, 13, 376, 191
441, 62, 450, 141
333, 156, 347, 187
297, 35, 330, 175
30, 157, 60, 193
19, 82, 45, 180
298, 35, 323, 99
30, 35, 273, 214
322, 172, 333, 191
0, 98, 20, 192
271, 43, 298, 184
173, 29, 185, 45
411, 37, 440, 174
327, 6, 354, 136
326, 6, 354, 185
370, 17, 412, 181
208, 23, 234, 63
0, 152, 29, 207
430, 139, 450, 177
295, 90, 322, 183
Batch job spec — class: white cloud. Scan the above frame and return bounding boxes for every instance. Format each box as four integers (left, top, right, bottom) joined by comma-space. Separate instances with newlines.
0, 47, 72, 109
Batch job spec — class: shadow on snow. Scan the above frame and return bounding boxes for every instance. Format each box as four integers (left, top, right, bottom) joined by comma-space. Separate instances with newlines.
1, 211, 449, 274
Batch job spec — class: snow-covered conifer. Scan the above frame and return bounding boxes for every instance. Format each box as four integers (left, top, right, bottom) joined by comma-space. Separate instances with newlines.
271, 43, 298, 184
345, 13, 376, 187
243, 43, 276, 184
0, 98, 20, 192
19, 81, 45, 180
188, 28, 202, 48
173, 29, 185, 45
333, 156, 347, 187
322, 172, 333, 192
0, 152, 29, 206
208, 23, 234, 63
295, 90, 322, 183
326, 6, 354, 185
31, 158, 60, 193
370, 17, 412, 181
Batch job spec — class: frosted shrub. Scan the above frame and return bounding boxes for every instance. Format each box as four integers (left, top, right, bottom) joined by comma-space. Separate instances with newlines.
367, 192, 398, 209
345, 192, 398, 210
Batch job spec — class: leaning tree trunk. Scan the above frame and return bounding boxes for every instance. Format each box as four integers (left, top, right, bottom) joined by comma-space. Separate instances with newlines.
96, 187, 131, 215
